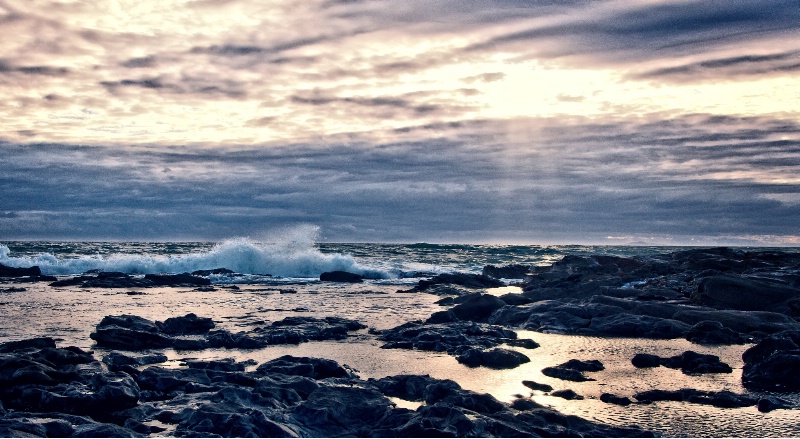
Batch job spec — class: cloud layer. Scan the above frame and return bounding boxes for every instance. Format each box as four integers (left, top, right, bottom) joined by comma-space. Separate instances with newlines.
1, 0, 799, 244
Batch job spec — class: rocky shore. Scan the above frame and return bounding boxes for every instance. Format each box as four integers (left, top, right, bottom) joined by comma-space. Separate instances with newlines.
1, 246, 799, 437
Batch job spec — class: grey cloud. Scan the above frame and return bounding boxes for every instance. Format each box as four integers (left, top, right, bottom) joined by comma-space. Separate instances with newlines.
290, 92, 445, 116
121, 55, 158, 68
2, 112, 800, 242
100, 75, 246, 99
630, 50, 800, 82
0, 59, 69, 76
467, 0, 800, 63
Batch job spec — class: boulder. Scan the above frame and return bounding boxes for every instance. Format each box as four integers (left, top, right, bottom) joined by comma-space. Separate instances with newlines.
256, 355, 355, 380
456, 348, 530, 369
551, 389, 583, 400
319, 271, 364, 283
694, 275, 800, 311
157, 313, 215, 335
0, 337, 57, 353
448, 293, 507, 322
144, 272, 211, 286
685, 320, 750, 345
482, 264, 531, 279
742, 330, 800, 392
522, 380, 553, 392
600, 393, 633, 406
0, 263, 41, 277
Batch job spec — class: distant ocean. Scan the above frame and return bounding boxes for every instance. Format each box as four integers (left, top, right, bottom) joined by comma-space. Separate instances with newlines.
0, 238, 714, 282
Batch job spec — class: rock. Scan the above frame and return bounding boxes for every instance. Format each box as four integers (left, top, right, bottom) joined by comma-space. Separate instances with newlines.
0, 337, 57, 353
551, 389, 583, 400
292, 385, 393, 437
632, 353, 662, 368
144, 272, 211, 286
600, 393, 633, 406
482, 264, 531, 279
580, 313, 691, 339
522, 380, 553, 392
319, 270, 364, 283
0, 263, 41, 277
157, 313, 215, 335
741, 331, 800, 391
677, 350, 732, 374
185, 358, 246, 372
694, 275, 800, 311
456, 348, 530, 369
448, 293, 507, 322
413, 272, 505, 291
757, 396, 793, 412
634, 388, 757, 408
191, 268, 235, 276
686, 320, 750, 345
541, 359, 603, 382
256, 355, 355, 380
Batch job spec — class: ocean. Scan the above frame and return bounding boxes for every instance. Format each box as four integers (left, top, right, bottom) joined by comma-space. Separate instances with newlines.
1, 238, 799, 437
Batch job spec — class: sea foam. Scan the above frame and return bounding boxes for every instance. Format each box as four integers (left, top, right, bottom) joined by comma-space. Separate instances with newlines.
0, 230, 389, 279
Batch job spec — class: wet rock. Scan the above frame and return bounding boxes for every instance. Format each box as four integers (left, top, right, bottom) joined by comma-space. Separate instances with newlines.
686, 320, 750, 345
580, 313, 691, 339
293, 385, 394, 437
448, 293, 508, 322
256, 355, 356, 380
191, 268, 235, 276
632, 351, 732, 374
634, 388, 757, 408
456, 348, 530, 369
541, 359, 603, 382
694, 275, 800, 311
379, 321, 529, 362
482, 264, 531, 279
0, 337, 57, 353
742, 331, 800, 391
157, 313, 215, 335
319, 270, 364, 282
601, 393, 633, 406
632, 353, 662, 368
522, 380, 553, 392
551, 389, 583, 400
757, 396, 793, 412
144, 272, 211, 287
412, 272, 505, 292
0, 263, 41, 277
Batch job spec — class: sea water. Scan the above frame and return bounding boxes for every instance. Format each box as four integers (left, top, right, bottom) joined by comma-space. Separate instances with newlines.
1, 236, 799, 437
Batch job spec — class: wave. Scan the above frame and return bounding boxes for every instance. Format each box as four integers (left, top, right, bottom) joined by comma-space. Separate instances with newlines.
0, 229, 389, 279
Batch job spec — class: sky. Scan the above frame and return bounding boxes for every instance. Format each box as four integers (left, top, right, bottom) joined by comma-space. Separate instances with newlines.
1, 0, 799, 245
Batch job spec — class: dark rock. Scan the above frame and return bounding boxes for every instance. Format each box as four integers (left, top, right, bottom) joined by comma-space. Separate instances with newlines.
677, 350, 733, 374
580, 313, 691, 339
103, 352, 168, 369
157, 313, 215, 335
413, 272, 505, 291
757, 396, 793, 412
686, 320, 750, 345
292, 385, 393, 437
256, 355, 355, 380
632, 353, 662, 368
694, 275, 800, 311
0, 337, 57, 353
551, 389, 583, 400
448, 293, 507, 322
0, 263, 41, 277
191, 268, 235, 276
144, 272, 211, 286
456, 348, 530, 369
483, 264, 531, 279
522, 380, 553, 392
634, 388, 757, 408
541, 367, 594, 382
185, 358, 246, 372
743, 333, 800, 390
541, 359, 603, 382
320, 270, 364, 283
600, 393, 633, 406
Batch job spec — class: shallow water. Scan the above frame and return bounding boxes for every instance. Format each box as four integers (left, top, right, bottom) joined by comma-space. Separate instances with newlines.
1, 280, 798, 437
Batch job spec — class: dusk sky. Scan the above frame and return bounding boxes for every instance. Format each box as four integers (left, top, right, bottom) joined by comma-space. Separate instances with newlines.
1, 0, 799, 245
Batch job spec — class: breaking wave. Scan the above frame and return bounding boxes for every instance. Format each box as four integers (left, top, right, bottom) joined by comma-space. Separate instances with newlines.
0, 227, 389, 279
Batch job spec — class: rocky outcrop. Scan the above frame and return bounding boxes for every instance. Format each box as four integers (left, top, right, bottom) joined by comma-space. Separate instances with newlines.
378, 321, 538, 369
0, 263, 41, 277
51, 271, 211, 288
319, 271, 364, 283
0, 338, 655, 438
742, 330, 800, 392
91, 314, 366, 351
631, 351, 733, 375
541, 359, 604, 382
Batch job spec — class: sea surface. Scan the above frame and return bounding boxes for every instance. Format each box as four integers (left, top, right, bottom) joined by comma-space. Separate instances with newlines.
1, 237, 799, 437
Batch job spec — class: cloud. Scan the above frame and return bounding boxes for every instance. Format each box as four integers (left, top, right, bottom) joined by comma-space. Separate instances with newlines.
629, 50, 800, 83
466, 0, 800, 64
2, 112, 799, 242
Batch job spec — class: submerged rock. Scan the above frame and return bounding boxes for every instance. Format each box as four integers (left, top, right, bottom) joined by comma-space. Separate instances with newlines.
456, 348, 530, 369
633, 351, 733, 375
541, 359, 604, 382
